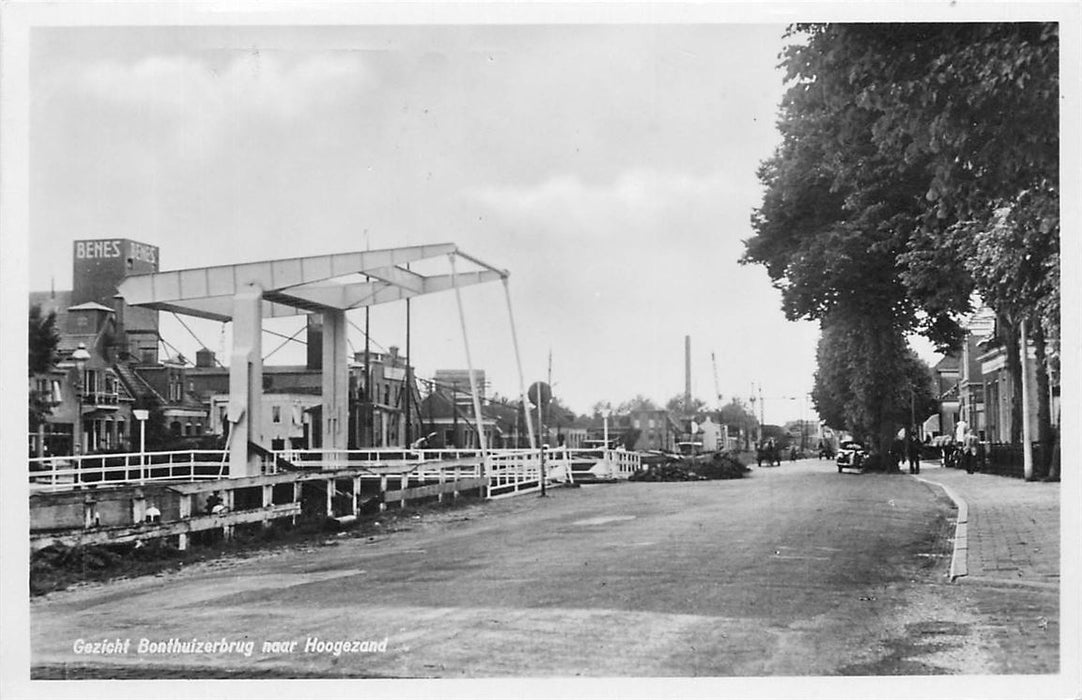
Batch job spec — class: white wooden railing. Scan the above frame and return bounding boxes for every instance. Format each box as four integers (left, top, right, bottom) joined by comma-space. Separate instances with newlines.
29, 450, 230, 491
29, 446, 641, 495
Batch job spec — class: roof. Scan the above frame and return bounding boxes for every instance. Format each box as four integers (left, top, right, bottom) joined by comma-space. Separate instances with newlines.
933, 354, 961, 372
113, 361, 165, 404
67, 301, 115, 313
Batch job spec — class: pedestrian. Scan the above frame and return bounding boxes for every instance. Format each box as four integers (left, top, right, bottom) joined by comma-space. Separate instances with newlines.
964, 429, 979, 474
907, 431, 921, 474
889, 436, 904, 472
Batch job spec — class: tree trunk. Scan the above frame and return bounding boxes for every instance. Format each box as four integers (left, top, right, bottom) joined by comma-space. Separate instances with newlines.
1003, 316, 1023, 444
1032, 323, 1053, 476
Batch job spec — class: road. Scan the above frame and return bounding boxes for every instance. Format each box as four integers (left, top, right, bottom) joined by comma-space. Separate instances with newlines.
32, 458, 1005, 678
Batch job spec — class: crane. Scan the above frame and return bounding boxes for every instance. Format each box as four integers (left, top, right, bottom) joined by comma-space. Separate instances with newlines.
711, 351, 723, 409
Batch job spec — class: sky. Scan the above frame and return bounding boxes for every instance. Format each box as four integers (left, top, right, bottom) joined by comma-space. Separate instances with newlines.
25, 21, 867, 424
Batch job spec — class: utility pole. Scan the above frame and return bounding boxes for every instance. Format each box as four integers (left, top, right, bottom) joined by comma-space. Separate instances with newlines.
711, 352, 722, 410
451, 381, 459, 448
363, 230, 372, 449
547, 349, 553, 447
404, 267, 412, 446
758, 384, 765, 443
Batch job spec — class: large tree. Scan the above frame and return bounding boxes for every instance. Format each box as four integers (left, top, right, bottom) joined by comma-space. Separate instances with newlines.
812, 313, 937, 452
746, 23, 1058, 453
665, 393, 708, 415
615, 395, 659, 414
28, 304, 61, 438
717, 398, 760, 449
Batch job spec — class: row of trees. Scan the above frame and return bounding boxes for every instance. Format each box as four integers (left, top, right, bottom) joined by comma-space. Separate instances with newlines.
590, 394, 762, 447
743, 23, 1059, 463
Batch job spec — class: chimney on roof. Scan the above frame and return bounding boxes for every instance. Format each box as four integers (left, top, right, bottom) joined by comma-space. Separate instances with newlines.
306, 314, 323, 370
196, 347, 216, 368
112, 294, 127, 358
685, 335, 692, 412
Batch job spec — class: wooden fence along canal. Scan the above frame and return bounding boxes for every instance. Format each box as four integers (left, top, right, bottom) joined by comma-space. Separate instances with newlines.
29, 447, 641, 552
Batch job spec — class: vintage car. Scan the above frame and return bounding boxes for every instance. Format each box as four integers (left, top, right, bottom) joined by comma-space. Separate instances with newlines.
836, 440, 869, 472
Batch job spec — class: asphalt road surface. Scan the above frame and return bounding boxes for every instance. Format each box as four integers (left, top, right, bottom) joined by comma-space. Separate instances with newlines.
32, 459, 998, 678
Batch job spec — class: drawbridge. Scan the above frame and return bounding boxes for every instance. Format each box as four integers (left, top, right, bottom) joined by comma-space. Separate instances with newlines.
114, 242, 534, 480
28, 243, 645, 550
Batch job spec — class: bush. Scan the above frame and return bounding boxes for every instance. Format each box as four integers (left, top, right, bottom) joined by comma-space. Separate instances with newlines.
629, 451, 749, 482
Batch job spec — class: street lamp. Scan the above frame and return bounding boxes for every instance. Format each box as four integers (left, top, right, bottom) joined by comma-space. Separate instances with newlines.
71, 342, 91, 456
602, 403, 613, 450
133, 409, 150, 480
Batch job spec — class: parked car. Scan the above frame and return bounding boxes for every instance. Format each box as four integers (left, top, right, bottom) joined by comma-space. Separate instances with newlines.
836, 441, 869, 472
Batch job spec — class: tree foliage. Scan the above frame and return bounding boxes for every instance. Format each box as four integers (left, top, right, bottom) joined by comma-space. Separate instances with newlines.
746, 23, 1058, 448
665, 393, 708, 415
812, 313, 937, 451
29, 304, 60, 375
717, 398, 759, 433
615, 395, 659, 414
28, 304, 61, 430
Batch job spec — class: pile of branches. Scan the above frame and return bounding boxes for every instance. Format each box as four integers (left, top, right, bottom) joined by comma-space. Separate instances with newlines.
629, 452, 749, 482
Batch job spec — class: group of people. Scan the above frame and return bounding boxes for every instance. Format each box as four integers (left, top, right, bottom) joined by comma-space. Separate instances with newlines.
754, 439, 802, 466
889, 432, 924, 474
943, 419, 985, 474
755, 438, 782, 467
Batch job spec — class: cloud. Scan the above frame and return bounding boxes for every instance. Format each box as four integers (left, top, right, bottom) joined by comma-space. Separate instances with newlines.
467, 169, 749, 241
75, 51, 374, 156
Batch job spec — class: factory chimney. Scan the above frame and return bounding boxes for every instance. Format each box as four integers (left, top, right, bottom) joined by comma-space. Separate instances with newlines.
685, 335, 692, 413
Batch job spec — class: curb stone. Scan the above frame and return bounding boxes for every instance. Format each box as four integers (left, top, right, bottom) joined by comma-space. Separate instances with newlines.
911, 474, 968, 581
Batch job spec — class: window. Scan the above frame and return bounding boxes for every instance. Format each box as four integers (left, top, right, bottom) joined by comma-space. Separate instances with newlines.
272, 406, 282, 423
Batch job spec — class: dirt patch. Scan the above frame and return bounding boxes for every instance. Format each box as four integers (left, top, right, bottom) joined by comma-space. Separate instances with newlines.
29, 495, 486, 597
31, 663, 388, 679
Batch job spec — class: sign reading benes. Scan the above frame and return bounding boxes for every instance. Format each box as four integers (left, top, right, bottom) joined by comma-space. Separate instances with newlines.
76, 240, 157, 264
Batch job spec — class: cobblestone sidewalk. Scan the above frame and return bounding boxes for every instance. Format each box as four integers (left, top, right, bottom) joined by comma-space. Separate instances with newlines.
913, 460, 1064, 676
916, 460, 1059, 584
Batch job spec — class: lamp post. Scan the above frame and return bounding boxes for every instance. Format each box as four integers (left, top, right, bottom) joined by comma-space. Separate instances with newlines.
603, 404, 612, 449
133, 409, 149, 481
71, 343, 91, 456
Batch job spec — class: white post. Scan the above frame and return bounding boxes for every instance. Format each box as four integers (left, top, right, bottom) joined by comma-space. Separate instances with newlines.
449, 254, 489, 485
321, 309, 350, 462
1020, 319, 1034, 480
502, 279, 536, 449
229, 284, 264, 477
